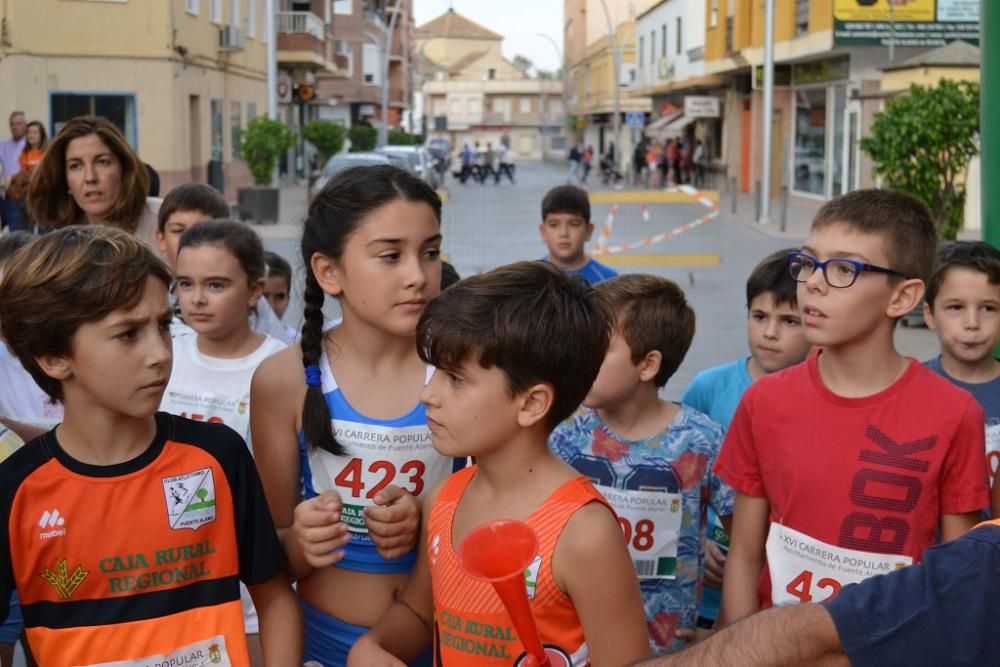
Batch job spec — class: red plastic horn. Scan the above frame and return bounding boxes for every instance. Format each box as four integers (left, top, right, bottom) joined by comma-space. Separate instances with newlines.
458, 519, 551, 667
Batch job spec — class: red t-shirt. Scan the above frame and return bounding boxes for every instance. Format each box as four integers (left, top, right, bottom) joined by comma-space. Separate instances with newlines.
715, 353, 989, 608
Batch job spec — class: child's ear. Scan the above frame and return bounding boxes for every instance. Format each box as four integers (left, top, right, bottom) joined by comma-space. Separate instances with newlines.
584, 223, 595, 242
638, 350, 662, 383
155, 230, 167, 255
247, 278, 265, 308
886, 278, 925, 320
36, 354, 73, 383
923, 301, 936, 330
517, 382, 555, 429
311, 252, 343, 296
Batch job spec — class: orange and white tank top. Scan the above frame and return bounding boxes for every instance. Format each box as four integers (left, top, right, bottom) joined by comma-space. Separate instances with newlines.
428, 465, 612, 666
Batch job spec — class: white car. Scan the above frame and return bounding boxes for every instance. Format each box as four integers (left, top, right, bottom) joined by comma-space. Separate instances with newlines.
380, 146, 440, 190
310, 152, 410, 199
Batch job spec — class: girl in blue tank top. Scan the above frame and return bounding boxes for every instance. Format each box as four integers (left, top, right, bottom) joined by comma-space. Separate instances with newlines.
250, 165, 461, 666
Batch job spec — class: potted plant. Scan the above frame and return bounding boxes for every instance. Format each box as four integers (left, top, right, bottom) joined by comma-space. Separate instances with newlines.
238, 116, 295, 223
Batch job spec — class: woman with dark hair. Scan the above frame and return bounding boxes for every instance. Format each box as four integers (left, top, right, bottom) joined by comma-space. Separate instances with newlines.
25, 116, 162, 254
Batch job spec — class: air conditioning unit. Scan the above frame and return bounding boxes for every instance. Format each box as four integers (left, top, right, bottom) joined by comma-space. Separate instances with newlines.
219, 25, 245, 51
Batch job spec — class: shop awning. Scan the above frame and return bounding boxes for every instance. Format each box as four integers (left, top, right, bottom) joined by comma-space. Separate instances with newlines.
643, 110, 683, 138
646, 112, 692, 139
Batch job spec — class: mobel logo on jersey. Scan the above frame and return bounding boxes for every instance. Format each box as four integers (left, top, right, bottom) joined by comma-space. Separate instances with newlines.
162, 468, 217, 531
38, 509, 67, 540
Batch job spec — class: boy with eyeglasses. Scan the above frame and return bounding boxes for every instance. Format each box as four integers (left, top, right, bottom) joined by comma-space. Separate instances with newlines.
714, 190, 989, 625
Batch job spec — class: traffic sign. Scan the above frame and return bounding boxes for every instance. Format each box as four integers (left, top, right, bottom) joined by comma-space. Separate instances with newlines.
626, 111, 646, 129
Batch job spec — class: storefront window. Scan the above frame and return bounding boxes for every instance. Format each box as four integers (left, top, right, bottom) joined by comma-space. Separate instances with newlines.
794, 88, 826, 195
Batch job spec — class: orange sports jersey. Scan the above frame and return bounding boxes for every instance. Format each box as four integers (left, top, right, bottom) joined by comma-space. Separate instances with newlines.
428, 466, 612, 666
0, 412, 285, 667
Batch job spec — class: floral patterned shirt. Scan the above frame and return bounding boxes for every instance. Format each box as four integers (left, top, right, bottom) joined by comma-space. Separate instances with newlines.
549, 405, 734, 654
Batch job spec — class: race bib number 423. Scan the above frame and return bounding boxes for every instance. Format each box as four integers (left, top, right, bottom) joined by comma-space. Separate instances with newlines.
766, 522, 912, 605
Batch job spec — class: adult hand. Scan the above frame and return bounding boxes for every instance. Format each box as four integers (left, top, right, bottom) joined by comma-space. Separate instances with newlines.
704, 541, 727, 588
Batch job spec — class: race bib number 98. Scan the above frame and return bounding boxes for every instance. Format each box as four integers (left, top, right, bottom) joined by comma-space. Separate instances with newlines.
766, 523, 912, 605
602, 487, 683, 579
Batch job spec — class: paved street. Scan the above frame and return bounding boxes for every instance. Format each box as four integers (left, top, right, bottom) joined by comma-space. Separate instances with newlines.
255, 159, 939, 401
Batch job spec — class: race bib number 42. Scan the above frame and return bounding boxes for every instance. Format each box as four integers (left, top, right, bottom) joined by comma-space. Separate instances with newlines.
602, 487, 683, 579
766, 522, 912, 605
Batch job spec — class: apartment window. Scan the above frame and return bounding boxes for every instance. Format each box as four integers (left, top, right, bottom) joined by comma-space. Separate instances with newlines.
676, 17, 682, 54
519, 97, 531, 113
662, 25, 667, 57
710, 0, 718, 28
333, 0, 351, 14
487, 68, 496, 80
248, 0, 256, 37
231, 0, 240, 27
363, 44, 380, 85
796, 0, 809, 35
247, 102, 257, 120
725, 16, 733, 52
639, 36, 644, 66
51, 93, 137, 147
186, 0, 199, 15
650, 31, 655, 65
230, 101, 242, 159
210, 0, 222, 23
433, 97, 446, 115
210, 99, 223, 160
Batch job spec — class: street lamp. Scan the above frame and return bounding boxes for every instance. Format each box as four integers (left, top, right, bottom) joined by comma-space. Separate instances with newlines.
364, 0, 404, 149
537, 33, 564, 161
597, 0, 621, 171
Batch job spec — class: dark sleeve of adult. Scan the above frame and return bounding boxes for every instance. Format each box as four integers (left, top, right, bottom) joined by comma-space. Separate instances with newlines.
144, 163, 160, 197
825, 524, 1000, 667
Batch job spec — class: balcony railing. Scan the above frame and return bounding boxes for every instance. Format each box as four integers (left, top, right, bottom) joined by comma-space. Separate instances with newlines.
276, 11, 325, 41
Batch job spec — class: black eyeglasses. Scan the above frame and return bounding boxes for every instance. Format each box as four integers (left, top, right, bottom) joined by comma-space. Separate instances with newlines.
787, 251, 906, 289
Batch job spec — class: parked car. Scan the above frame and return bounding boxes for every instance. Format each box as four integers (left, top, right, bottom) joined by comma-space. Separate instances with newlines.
380, 145, 440, 190
425, 137, 452, 176
310, 151, 410, 199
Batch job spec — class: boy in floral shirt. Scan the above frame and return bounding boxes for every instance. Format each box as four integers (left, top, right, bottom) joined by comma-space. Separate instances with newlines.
550, 274, 733, 654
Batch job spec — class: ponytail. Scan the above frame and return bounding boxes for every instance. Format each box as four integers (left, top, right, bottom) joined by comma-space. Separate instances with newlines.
300, 272, 345, 455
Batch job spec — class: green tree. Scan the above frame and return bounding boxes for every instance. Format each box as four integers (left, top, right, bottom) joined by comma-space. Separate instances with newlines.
387, 129, 423, 146
860, 79, 980, 240
302, 120, 346, 163
240, 117, 295, 186
348, 125, 377, 152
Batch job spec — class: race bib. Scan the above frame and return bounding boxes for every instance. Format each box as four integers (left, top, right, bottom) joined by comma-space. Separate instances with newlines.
312, 420, 447, 534
162, 390, 251, 444
986, 421, 1000, 484
601, 487, 683, 579
766, 522, 912, 605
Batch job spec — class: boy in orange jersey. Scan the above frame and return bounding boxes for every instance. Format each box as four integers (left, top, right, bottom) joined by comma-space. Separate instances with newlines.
0, 226, 300, 666
345, 261, 649, 666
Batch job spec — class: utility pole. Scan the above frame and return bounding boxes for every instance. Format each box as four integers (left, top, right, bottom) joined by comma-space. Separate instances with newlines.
266, 0, 277, 119
983, 0, 999, 249
759, 0, 775, 223
366, 0, 404, 149
597, 0, 621, 171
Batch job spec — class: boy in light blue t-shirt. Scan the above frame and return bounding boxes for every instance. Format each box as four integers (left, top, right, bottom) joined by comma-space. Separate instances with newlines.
923, 241, 1000, 515
681, 248, 811, 627
550, 274, 732, 654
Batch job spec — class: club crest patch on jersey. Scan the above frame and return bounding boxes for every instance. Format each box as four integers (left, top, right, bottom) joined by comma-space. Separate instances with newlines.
162, 468, 217, 531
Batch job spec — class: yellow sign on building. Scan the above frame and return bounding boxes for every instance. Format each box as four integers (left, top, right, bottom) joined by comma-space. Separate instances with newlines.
834, 0, 935, 23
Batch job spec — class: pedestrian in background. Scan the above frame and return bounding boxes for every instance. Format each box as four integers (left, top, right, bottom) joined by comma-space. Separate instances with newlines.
0, 112, 27, 232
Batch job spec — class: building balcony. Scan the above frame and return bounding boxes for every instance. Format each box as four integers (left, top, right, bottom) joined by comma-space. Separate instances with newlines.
277, 11, 325, 41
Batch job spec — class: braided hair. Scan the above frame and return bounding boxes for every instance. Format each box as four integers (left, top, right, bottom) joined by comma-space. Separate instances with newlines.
300, 165, 441, 455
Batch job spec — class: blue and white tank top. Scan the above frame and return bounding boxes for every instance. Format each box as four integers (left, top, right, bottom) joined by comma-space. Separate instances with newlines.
299, 345, 463, 573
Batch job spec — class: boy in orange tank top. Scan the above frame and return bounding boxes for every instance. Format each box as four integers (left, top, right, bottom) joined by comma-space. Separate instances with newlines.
348, 261, 649, 666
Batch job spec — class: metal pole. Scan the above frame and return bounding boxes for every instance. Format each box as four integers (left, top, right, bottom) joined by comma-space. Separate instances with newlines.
759, 0, 775, 224
266, 0, 277, 119
378, 0, 404, 149
537, 33, 565, 162
984, 0, 1000, 250
598, 0, 621, 172
888, 1, 896, 66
